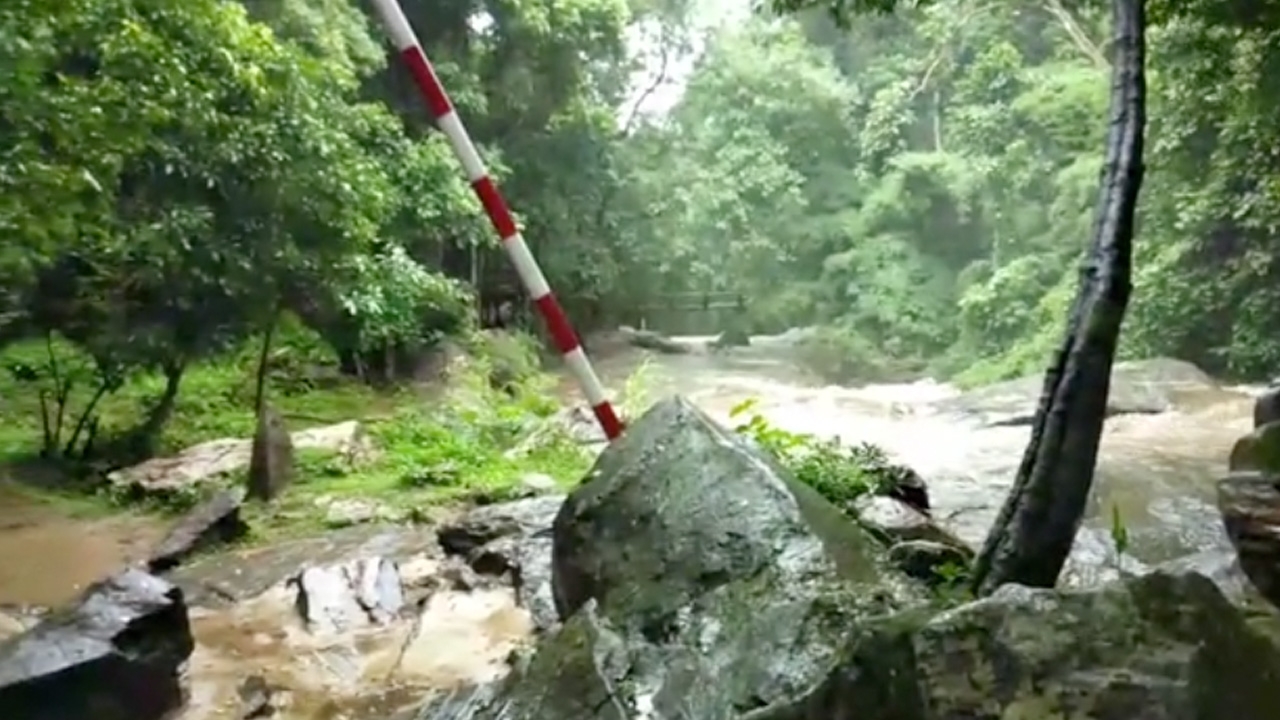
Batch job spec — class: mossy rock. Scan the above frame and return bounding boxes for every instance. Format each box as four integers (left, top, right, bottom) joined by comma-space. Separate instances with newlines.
772, 571, 1280, 720
422, 396, 921, 720
1228, 421, 1280, 473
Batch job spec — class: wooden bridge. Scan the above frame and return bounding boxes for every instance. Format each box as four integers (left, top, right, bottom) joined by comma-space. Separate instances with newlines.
635, 291, 748, 312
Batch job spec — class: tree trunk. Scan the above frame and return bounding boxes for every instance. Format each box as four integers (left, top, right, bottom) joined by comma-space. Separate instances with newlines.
253, 312, 278, 415
969, 0, 1146, 595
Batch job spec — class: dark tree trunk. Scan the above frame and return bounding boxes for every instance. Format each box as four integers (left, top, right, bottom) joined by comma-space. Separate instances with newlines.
970, 0, 1146, 595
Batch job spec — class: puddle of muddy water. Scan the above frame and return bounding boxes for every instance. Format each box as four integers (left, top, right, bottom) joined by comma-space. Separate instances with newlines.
0, 482, 164, 606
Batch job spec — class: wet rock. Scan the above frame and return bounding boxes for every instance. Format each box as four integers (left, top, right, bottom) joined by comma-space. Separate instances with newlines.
248, 404, 294, 502
107, 420, 369, 496
618, 325, 695, 354
317, 496, 405, 528
1218, 471, 1280, 610
437, 496, 562, 632
0, 569, 194, 720
423, 396, 918, 720
774, 571, 1280, 720
886, 540, 970, 584
934, 357, 1216, 427
237, 674, 290, 719
295, 557, 405, 633
1155, 549, 1252, 601
711, 326, 751, 349
470, 534, 557, 633
1256, 386, 1280, 428
883, 467, 930, 515
1228, 421, 1280, 473
170, 525, 431, 607
438, 495, 564, 556
0, 609, 34, 643
147, 488, 248, 573
852, 495, 968, 552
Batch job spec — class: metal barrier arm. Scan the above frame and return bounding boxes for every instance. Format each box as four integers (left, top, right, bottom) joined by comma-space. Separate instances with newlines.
367, 0, 625, 441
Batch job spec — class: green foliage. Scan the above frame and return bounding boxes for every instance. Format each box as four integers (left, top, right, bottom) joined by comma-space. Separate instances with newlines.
1109, 502, 1131, 569
0, 327, 591, 540
604, 0, 1280, 386
729, 397, 898, 505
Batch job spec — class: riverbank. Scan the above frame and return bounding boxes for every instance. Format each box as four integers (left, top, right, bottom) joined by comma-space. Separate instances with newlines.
0, 329, 613, 605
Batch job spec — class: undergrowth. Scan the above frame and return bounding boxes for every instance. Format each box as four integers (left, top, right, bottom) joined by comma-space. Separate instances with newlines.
729, 397, 900, 505
0, 321, 595, 543
729, 397, 977, 602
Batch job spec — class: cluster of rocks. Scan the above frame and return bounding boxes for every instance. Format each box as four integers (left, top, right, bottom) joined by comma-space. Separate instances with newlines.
420, 396, 1280, 720
7, 388, 1280, 720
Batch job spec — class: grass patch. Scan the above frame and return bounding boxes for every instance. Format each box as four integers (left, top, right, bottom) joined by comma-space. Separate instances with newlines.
0, 327, 596, 544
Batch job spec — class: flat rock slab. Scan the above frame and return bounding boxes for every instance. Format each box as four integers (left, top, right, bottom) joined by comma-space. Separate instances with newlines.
0, 569, 194, 720
932, 357, 1219, 427
107, 421, 371, 495
423, 395, 919, 720
148, 488, 248, 573
169, 525, 434, 608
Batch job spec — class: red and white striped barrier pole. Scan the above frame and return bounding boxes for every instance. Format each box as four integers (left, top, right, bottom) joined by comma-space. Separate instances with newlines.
367, 0, 625, 441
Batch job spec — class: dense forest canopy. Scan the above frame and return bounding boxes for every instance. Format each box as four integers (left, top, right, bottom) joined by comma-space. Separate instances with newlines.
3, 0, 1279, 436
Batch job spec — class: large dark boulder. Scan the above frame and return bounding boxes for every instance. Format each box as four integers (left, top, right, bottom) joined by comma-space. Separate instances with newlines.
421, 395, 917, 720
0, 569, 195, 720
750, 571, 1280, 720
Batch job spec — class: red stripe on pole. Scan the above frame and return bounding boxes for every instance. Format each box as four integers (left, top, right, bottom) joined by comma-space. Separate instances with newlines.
591, 401, 625, 441
370, 0, 625, 441
472, 177, 518, 239
399, 47, 452, 118
533, 293, 582, 354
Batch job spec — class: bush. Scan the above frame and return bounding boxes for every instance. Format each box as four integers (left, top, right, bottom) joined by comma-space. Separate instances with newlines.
729, 398, 899, 505
0, 326, 595, 542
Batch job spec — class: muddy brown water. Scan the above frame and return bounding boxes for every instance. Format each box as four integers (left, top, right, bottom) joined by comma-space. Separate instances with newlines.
0, 483, 164, 607
0, 335, 1264, 718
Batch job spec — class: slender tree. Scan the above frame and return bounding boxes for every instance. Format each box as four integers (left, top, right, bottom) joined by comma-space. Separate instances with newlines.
970, 0, 1147, 594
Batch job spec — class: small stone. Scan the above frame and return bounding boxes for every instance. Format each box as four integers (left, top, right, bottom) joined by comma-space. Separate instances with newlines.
518, 473, 558, 496
887, 539, 970, 584
852, 494, 970, 552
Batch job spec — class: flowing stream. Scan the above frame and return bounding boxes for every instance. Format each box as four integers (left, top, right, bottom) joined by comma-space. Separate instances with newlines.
0, 332, 1260, 718
574, 333, 1255, 584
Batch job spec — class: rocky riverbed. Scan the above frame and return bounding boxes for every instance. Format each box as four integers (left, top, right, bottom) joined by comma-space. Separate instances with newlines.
2, 338, 1279, 719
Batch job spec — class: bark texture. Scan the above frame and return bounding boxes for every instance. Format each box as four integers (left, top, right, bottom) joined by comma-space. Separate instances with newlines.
969, 0, 1146, 595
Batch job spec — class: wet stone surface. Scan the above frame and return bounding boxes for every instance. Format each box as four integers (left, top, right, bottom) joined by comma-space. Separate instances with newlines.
0, 569, 195, 720
424, 396, 920, 720
164, 505, 558, 720
148, 489, 248, 574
